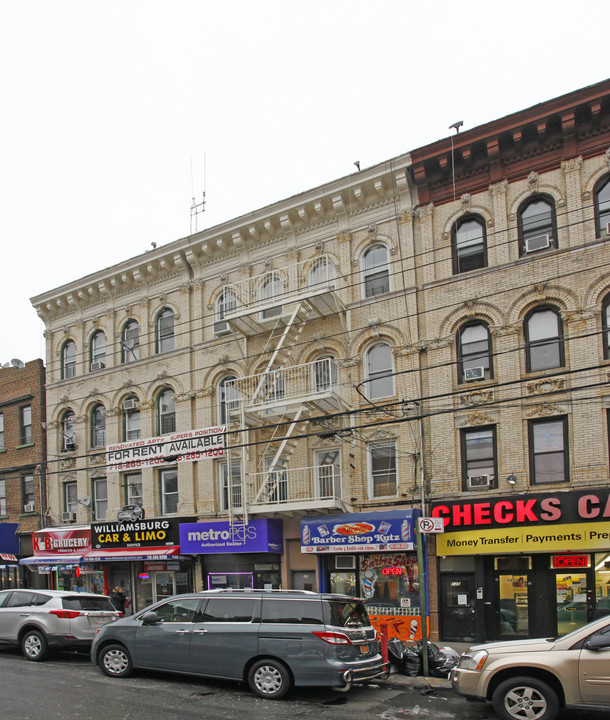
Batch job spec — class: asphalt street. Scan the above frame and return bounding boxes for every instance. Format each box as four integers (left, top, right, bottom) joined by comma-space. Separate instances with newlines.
0, 647, 607, 720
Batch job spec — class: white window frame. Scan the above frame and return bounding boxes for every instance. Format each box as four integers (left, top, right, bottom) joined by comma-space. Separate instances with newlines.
367, 441, 398, 498
364, 343, 395, 399
93, 478, 108, 521
64, 482, 78, 514
125, 473, 143, 507
219, 457, 242, 511
362, 244, 390, 298
160, 468, 178, 515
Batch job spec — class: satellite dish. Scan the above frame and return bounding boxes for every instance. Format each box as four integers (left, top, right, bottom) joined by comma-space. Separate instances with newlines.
1, 362, 11, 369
11, 358, 25, 368
79, 496, 91, 506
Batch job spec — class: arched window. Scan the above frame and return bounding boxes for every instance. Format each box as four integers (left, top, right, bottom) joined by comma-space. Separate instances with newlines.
525, 306, 564, 372
61, 411, 76, 452
90, 331, 106, 371
594, 174, 610, 238
259, 273, 283, 319
61, 340, 76, 379
452, 215, 487, 274
122, 395, 141, 441
214, 289, 237, 334
91, 404, 106, 447
218, 376, 239, 424
122, 320, 140, 363
364, 343, 394, 399
602, 295, 610, 360
362, 245, 390, 298
158, 389, 176, 435
518, 195, 557, 255
157, 309, 174, 353
308, 256, 335, 287
458, 322, 493, 383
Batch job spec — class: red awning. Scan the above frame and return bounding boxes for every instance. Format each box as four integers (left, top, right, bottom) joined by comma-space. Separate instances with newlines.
81, 546, 181, 562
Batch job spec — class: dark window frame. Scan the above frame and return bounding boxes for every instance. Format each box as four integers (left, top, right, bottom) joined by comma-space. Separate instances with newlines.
524, 305, 565, 373
602, 295, 610, 361
457, 321, 494, 383
460, 425, 497, 491
594, 174, 610, 238
121, 320, 140, 363
90, 404, 106, 448
517, 194, 558, 256
528, 416, 569, 485
452, 214, 488, 275
19, 405, 32, 445
362, 244, 390, 298
157, 388, 176, 435
61, 340, 77, 380
156, 308, 175, 354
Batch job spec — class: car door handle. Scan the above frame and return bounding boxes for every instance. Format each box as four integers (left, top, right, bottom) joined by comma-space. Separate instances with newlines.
20, 613, 31, 617
175, 629, 189, 635
193, 629, 208, 634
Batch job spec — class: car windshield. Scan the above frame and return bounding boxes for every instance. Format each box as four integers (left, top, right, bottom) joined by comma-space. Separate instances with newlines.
327, 600, 370, 628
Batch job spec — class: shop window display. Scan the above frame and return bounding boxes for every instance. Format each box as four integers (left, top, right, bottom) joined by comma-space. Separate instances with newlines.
358, 552, 421, 641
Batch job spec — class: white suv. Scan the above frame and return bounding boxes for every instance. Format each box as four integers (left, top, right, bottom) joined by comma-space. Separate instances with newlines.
0, 588, 120, 661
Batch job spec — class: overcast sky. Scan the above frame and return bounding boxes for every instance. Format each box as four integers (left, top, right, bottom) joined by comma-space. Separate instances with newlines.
1, 0, 608, 364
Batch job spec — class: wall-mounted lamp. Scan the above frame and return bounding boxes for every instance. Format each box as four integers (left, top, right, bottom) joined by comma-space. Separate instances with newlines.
507, 474, 517, 485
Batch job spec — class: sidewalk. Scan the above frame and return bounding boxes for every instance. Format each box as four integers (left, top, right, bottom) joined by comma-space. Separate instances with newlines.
378, 641, 472, 691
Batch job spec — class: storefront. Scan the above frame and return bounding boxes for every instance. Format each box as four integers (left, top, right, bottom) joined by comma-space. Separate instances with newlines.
180, 518, 283, 590
431, 489, 610, 643
0, 523, 20, 589
300, 509, 424, 641
84, 516, 195, 611
20, 526, 104, 593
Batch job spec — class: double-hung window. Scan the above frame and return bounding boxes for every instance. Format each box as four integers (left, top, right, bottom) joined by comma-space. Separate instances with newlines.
0, 413, 4, 450
525, 307, 564, 372
364, 343, 394, 399
220, 458, 242, 510
158, 390, 176, 435
22, 474, 35, 511
90, 331, 107, 371
91, 405, 106, 447
64, 482, 77, 514
62, 340, 76, 379
93, 478, 108, 520
362, 245, 390, 298
126, 473, 143, 507
122, 320, 140, 362
518, 195, 557, 255
529, 418, 568, 484
452, 215, 487, 274
19, 405, 32, 445
461, 427, 496, 490
368, 441, 397, 498
0, 478, 6, 515
157, 309, 175, 353
594, 174, 610, 238
458, 322, 493, 382
161, 468, 178, 514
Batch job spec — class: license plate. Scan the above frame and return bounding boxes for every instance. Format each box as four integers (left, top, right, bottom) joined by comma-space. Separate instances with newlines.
89, 616, 111, 627
360, 644, 369, 654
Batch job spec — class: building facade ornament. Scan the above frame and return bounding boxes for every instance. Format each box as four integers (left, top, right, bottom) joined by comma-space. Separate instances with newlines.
527, 377, 565, 395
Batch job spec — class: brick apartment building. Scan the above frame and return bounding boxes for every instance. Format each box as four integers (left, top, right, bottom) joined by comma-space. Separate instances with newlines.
31, 78, 610, 642
0, 359, 47, 589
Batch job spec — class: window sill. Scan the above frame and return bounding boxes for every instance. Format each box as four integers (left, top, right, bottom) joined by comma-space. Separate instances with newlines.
19, 512, 37, 517
16, 442, 35, 450
0, 448, 6, 453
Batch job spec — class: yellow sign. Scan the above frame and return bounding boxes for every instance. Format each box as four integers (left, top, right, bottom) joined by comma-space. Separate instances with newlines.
436, 521, 610, 555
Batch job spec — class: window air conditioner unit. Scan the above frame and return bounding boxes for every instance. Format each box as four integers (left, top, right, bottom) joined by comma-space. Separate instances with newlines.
464, 366, 485, 382
467, 474, 493, 489
64, 441, 76, 452
62, 511, 76, 522
123, 398, 137, 411
335, 556, 356, 570
23, 502, 35, 513
90, 361, 105, 371
213, 320, 231, 335
525, 234, 550, 253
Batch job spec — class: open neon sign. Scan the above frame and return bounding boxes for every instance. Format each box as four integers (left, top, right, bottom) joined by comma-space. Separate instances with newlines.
381, 567, 404, 575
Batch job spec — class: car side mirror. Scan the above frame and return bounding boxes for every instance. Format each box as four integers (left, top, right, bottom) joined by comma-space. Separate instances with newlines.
141, 611, 158, 625
585, 634, 610, 650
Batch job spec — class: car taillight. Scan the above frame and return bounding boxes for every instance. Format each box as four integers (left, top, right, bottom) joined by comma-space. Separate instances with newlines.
312, 631, 352, 645
49, 610, 82, 619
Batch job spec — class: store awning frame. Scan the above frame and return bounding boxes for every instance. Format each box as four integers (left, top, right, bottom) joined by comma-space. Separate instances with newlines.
81, 546, 182, 562
20, 553, 87, 566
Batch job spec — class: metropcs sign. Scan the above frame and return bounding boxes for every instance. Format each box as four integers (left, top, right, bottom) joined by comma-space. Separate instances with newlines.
106, 426, 225, 472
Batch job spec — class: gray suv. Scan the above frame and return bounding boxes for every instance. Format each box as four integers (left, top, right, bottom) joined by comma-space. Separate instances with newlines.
0, 589, 119, 661
91, 589, 386, 699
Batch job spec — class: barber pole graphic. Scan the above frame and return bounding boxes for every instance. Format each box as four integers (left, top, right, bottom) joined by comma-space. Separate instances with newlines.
303, 525, 311, 545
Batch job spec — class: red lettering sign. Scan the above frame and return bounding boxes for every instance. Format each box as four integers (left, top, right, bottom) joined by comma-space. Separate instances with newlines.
552, 555, 589, 569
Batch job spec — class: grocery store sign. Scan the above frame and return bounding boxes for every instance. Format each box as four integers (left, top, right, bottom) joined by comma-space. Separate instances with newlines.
106, 426, 225, 472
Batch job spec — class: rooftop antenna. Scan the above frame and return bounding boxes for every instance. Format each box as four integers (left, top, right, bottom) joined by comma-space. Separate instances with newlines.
449, 121, 464, 201
190, 151, 207, 234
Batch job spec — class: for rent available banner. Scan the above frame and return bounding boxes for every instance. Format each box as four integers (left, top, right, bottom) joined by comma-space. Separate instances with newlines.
106, 426, 225, 472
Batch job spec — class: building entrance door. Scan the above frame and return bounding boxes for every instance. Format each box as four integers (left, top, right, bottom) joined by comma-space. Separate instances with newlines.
440, 574, 476, 642
555, 572, 589, 635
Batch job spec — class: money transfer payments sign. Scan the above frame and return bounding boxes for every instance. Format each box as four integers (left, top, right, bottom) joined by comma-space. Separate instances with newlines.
106, 426, 225, 473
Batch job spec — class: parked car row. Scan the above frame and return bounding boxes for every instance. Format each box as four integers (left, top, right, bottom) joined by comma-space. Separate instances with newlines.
1, 588, 387, 700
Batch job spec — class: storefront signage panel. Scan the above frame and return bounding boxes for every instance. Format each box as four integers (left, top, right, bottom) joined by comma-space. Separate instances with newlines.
430, 489, 610, 530
180, 519, 284, 554
32, 527, 91, 556
0, 523, 19, 555
436, 521, 610, 555
106, 426, 225, 472
91, 517, 190, 549
300, 510, 420, 553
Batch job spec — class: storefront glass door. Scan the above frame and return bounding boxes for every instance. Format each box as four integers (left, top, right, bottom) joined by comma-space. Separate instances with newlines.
497, 573, 529, 637
440, 574, 476, 642
556, 572, 588, 635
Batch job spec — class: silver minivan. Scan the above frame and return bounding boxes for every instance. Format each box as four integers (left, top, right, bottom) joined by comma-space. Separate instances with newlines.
91, 589, 386, 699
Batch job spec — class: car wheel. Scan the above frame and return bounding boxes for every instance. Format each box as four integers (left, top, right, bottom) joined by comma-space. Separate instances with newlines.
247, 658, 291, 700
21, 629, 49, 662
98, 644, 133, 678
492, 676, 559, 720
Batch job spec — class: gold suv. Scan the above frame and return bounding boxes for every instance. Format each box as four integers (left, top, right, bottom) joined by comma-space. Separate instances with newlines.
451, 614, 610, 720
